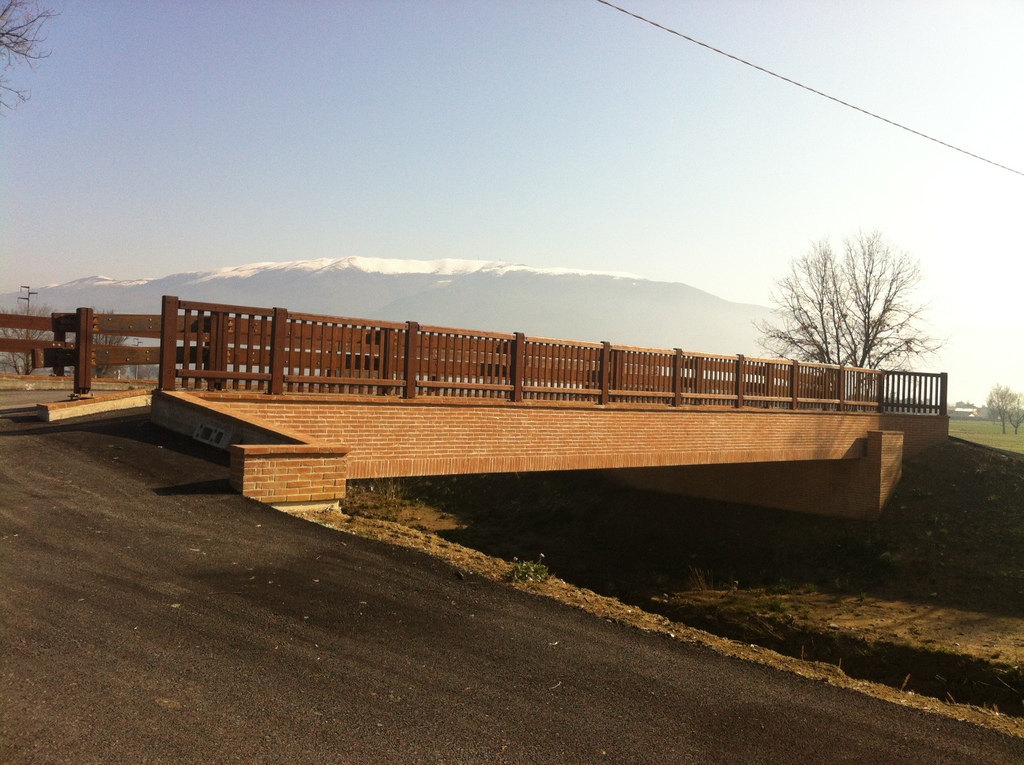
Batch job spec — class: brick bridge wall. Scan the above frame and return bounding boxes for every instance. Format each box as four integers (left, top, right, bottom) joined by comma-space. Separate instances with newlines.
208, 394, 945, 473
151, 391, 948, 520
607, 430, 907, 521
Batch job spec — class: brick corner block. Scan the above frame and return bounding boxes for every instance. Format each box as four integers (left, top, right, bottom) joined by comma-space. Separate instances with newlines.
229, 442, 351, 504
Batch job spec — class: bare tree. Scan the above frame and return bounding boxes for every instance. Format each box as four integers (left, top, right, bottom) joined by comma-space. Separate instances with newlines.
757, 231, 942, 369
986, 384, 1016, 435
1007, 392, 1024, 436
1, 0, 56, 112
0, 300, 52, 374
93, 310, 129, 379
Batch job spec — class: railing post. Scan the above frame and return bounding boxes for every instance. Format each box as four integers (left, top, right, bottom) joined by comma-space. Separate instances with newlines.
404, 321, 420, 399
158, 296, 179, 391
735, 354, 745, 408
837, 365, 846, 412
268, 307, 289, 395
939, 372, 948, 416
379, 327, 393, 395
672, 348, 682, 407
208, 310, 225, 391
599, 341, 611, 405
510, 332, 525, 403
790, 360, 799, 410
878, 371, 888, 412
51, 312, 66, 378
73, 307, 94, 396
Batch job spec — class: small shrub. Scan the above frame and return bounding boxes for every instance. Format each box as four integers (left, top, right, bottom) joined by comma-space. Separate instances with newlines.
877, 550, 901, 570
685, 566, 716, 592
509, 555, 549, 583
766, 578, 794, 595
367, 478, 406, 503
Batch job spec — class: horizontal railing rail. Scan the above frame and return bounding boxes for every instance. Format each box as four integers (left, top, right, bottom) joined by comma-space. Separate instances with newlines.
1, 308, 163, 394
155, 295, 948, 416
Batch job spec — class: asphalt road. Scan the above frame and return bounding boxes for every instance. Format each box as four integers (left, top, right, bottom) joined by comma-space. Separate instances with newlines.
2, 396, 1022, 764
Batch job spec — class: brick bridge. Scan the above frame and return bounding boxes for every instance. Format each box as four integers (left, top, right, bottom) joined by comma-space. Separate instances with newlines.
136, 297, 948, 521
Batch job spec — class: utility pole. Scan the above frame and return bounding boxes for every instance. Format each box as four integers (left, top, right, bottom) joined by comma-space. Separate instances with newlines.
18, 286, 38, 312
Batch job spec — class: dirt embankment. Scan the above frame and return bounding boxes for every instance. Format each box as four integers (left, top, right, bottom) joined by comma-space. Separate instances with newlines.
291, 438, 1024, 731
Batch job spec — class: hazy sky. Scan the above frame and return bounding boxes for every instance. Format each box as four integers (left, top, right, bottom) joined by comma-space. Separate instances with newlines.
2, 1, 1022, 403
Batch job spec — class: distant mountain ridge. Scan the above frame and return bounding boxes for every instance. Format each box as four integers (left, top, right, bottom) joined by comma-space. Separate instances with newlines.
1, 256, 771, 356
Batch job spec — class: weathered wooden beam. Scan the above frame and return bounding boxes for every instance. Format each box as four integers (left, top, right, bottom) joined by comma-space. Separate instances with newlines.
268, 307, 289, 395
0, 314, 54, 332
599, 342, 611, 406
93, 314, 162, 338
33, 347, 76, 368
404, 322, 420, 399
92, 346, 161, 365
510, 332, 525, 403
735, 355, 745, 408
74, 308, 94, 394
0, 338, 69, 353
158, 296, 180, 390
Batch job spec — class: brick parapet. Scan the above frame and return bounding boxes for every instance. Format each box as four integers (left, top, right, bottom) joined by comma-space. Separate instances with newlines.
879, 413, 949, 456
200, 397, 945, 479
158, 392, 949, 518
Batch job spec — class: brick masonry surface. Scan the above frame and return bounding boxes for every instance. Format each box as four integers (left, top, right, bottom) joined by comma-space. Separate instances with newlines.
229, 444, 350, 505
158, 392, 948, 514
609, 430, 906, 520
196, 394, 946, 479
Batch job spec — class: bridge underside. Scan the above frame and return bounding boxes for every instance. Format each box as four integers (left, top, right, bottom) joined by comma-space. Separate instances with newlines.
607, 430, 904, 521
151, 390, 948, 521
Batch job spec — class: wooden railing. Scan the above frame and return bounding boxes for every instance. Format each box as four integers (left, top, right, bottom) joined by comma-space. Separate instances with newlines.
883, 368, 948, 415
0, 309, 161, 394
156, 296, 947, 416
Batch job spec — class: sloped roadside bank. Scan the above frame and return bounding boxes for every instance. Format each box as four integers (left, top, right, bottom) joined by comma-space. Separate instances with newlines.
290, 505, 1023, 739
650, 592, 1024, 714
291, 437, 1024, 730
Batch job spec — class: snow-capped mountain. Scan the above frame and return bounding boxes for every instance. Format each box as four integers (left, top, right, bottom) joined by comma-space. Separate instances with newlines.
1, 257, 771, 355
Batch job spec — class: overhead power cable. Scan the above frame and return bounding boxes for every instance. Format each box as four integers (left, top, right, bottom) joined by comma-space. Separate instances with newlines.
594, 0, 1024, 178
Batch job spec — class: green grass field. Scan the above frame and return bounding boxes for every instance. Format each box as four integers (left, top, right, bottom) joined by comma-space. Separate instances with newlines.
948, 418, 1024, 454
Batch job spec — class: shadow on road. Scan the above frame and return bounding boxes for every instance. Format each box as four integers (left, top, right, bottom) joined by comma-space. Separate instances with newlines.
153, 478, 236, 496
